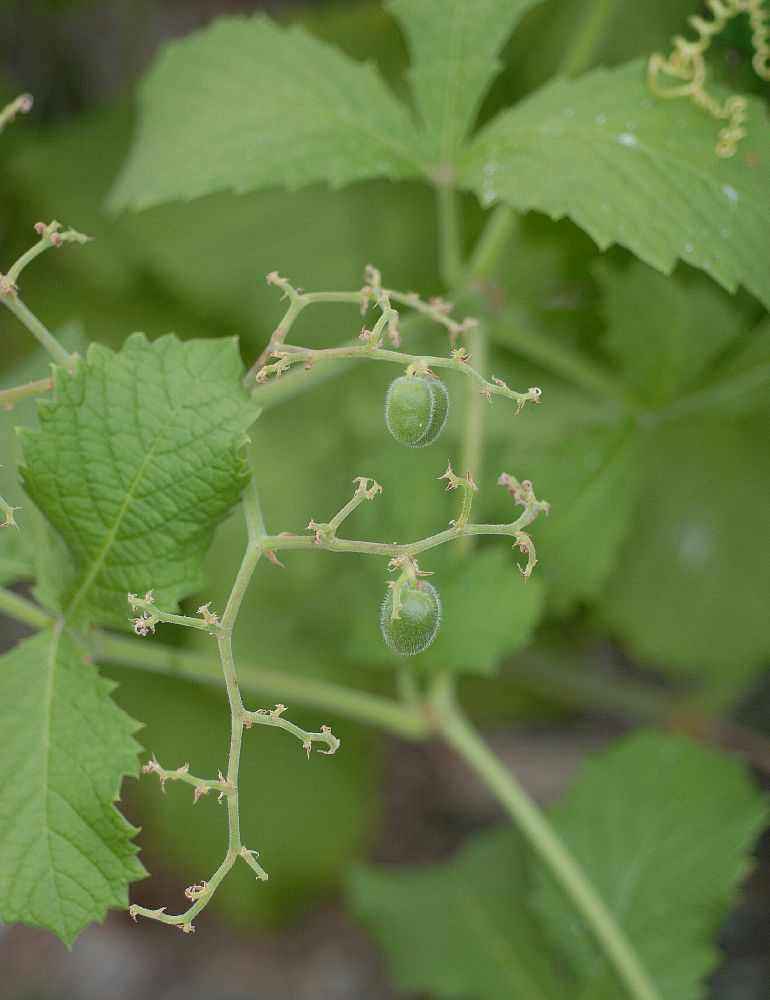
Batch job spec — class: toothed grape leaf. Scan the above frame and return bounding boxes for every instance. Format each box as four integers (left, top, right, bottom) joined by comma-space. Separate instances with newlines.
0, 629, 145, 946
596, 259, 746, 404
492, 421, 642, 613
349, 827, 562, 999
19, 333, 257, 626
386, 0, 543, 164
108, 16, 425, 211
350, 731, 765, 1000
0, 325, 86, 589
602, 414, 770, 692
458, 60, 770, 308
536, 730, 767, 1000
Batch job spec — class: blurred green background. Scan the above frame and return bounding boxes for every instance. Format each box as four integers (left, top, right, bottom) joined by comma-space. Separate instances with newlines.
0, 1, 768, 997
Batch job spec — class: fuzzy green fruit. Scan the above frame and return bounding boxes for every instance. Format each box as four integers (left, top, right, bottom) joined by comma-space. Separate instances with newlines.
380, 581, 442, 656
385, 374, 449, 448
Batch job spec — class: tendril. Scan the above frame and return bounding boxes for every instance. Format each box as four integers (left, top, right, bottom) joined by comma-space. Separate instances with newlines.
647, 0, 770, 157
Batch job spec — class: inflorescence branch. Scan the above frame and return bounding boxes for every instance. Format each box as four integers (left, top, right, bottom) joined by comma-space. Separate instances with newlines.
251, 266, 540, 412
125, 263, 548, 933
1, 221, 91, 374
245, 266, 535, 402
127, 457, 547, 932
260, 470, 548, 571
127, 478, 341, 932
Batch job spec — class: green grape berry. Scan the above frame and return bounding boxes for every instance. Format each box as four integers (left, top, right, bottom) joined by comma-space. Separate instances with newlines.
380, 581, 442, 657
385, 374, 449, 448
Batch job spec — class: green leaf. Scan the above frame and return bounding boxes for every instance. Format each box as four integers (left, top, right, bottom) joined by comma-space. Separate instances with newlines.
420, 546, 544, 673
0, 325, 86, 589
536, 730, 767, 1000
602, 414, 770, 691
20, 334, 256, 626
596, 259, 747, 405
108, 16, 425, 211
387, 0, 542, 165
687, 316, 770, 418
348, 827, 563, 999
490, 422, 642, 613
0, 629, 145, 946
350, 731, 764, 1000
459, 60, 770, 308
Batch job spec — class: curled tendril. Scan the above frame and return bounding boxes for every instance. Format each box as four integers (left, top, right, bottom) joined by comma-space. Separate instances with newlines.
647, 0, 770, 158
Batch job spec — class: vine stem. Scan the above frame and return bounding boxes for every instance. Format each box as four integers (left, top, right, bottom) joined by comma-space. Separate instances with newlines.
435, 180, 463, 289
91, 630, 429, 740
457, 320, 488, 554
438, 699, 661, 1000
0, 586, 53, 629
1, 296, 77, 372
0, 376, 54, 409
465, 203, 517, 283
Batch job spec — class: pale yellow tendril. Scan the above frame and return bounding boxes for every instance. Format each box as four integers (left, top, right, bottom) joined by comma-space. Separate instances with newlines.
648, 0, 770, 157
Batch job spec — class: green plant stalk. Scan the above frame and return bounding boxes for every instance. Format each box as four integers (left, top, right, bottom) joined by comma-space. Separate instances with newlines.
260, 342, 540, 408
465, 203, 517, 283
438, 700, 660, 1000
435, 181, 463, 289
245, 277, 464, 386
91, 631, 430, 740
0, 585, 54, 629
458, 321, 489, 543
261, 511, 545, 560
489, 309, 634, 409
128, 478, 341, 929
0, 376, 54, 408
1, 295, 77, 372
250, 306, 450, 409
558, 0, 618, 77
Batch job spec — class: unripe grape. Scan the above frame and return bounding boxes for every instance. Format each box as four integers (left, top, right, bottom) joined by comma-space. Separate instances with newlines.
385, 374, 449, 448
380, 581, 442, 656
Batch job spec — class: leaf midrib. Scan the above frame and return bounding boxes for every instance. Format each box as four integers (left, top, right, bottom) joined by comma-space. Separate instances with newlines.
64, 375, 194, 620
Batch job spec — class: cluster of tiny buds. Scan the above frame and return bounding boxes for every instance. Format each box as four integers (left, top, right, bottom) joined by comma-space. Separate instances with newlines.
265, 270, 292, 294
127, 590, 222, 636
439, 462, 477, 493
358, 326, 382, 349
499, 473, 541, 509
128, 591, 157, 636
0, 498, 20, 529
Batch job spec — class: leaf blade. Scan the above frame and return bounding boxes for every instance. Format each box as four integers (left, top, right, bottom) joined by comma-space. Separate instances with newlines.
387, 0, 543, 165
536, 730, 767, 1000
0, 629, 145, 946
108, 16, 425, 211
459, 60, 770, 307
601, 415, 770, 690
348, 827, 563, 999
20, 333, 257, 626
